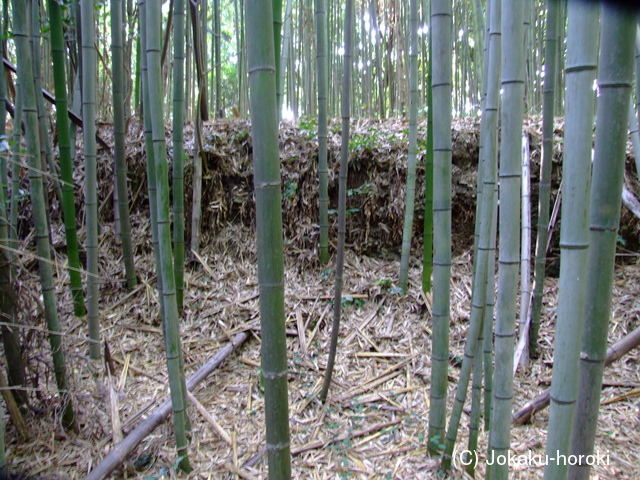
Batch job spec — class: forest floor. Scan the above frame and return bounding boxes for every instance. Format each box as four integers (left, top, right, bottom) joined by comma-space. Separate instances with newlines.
2, 117, 640, 479
3, 219, 640, 480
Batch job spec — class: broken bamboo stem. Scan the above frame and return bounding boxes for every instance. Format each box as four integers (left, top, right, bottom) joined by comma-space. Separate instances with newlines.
83, 330, 250, 480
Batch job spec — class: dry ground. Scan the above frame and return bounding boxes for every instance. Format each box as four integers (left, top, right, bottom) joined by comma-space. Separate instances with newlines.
2, 218, 639, 480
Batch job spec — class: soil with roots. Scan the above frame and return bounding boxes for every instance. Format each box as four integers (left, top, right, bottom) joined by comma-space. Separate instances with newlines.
1, 118, 639, 479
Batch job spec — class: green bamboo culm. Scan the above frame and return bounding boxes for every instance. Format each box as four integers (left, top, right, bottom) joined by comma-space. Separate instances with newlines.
69, 3, 82, 163
134, 36, 142, 116
466, 332, 484, 477
111, 0, 138, 291
319, 0, 354, 404
543, 3, 599, 479
482, 193, 498, 431
487, 0, 525, 478
139, 0, 164, 323
528, 0, 560, 359
398, 0, 419, 294
173, 0, 186, 308
0, 7, 27, 409
13, 0, 76, 429
9, 80, 22, 278
273, 0, 282, 118
466, 0, 494, 431
473, 0, 499, 444
630, 102, 640, 180
214, 0, 221, 117
441, 0, 506, 467
471, 0, 493, 277
47, 0, 87, 316
246, 1, 292, 477
30, 0, 63, 208
315, 0, 329, 263
80, 0, 101, 360
427, 0, 453, 454
143, 0, 192, 471
477, 0, 499, 432
421, 15, 433, 294
568, 7, 635, 480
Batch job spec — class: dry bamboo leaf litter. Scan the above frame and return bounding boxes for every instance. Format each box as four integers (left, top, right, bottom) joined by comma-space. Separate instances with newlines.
5, 220, 637, 480
1, 118, 639, 479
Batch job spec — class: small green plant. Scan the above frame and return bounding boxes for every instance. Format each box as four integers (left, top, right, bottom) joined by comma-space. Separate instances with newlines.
283, 180, 297, 200
347, 182, 373, 196
349, 130, 380, 153
329, 208, 360, 216
205, 132, 221, 144
341, 296, 364, 309
233, 129, 250, 142
376, 278, 393, 289
298, 116, 317, 139
430, 434, 447, 451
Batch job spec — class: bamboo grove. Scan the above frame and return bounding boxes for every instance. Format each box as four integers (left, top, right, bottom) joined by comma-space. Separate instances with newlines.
0, 0, 638, 479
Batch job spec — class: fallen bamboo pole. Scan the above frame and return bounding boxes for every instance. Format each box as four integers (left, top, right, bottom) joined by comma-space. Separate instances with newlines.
83, 330, 250, 480
512, 326, 640, 426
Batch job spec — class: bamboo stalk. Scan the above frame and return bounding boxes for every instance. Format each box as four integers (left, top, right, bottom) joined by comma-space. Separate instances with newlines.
144, 0, 191, 470
46, 0, 87, 316
315, 0, 329, 263
246, 1, 291, 476
427, 0, 453, 453
569, 9, 636, 479
543, 4, 600, 478
320, 0, 354, 403
529, 0, 561, 358
13, 0, 75, 429
398, 0, 419, 293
